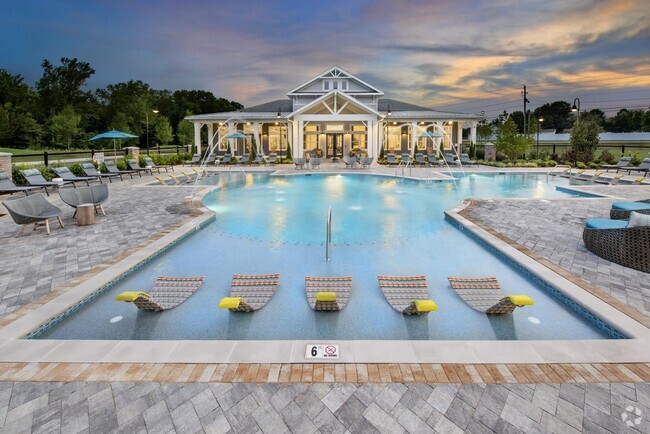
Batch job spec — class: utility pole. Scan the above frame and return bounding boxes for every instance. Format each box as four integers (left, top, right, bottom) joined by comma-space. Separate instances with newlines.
522, 84, 530, 135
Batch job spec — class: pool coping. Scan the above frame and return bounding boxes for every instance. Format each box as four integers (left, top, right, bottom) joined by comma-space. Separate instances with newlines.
0, 176, 649, 366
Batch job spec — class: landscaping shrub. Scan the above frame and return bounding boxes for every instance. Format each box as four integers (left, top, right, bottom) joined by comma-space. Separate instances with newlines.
597, 149, 615, 164
475, 148, 485, 160
622, 152, 643, 166
588, 162, 600, 169
576, 161, 587, 169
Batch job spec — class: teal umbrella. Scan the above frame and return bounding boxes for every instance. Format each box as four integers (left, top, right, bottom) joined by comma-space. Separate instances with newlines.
418, 131, 443, 138
89, 129, 138, 158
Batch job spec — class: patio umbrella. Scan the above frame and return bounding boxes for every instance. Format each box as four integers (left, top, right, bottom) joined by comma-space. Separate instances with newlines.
226, 132, 249, 154
89, 129, 138, 158
418, 131, 444, 153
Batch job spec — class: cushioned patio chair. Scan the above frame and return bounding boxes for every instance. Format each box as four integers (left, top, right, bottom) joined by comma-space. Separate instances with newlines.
104, 160, 139, 179
216, 154, 232, 165
238, 153, 250, 165
2, 193, 64, 236
619, 158, 650, 177
309, 157, 322, 169
401, 153, 411, 164
143, 157, 172, 173
20, 168, 74, 196
80, 162, 121, 183
267, 153, 278, 165
610, 199, 650, 219
343, 156, 358, 168
126, 159, 151, 175
59, 183, 109, 217
186, 154, 201, 165
360, 157, 374, 168
51, 166, 95, 186
294, 157, 306, 169
583, 212, 650, 273
460, 153, 479, 167
599, 156, 632, 172
0, 172, 41, 196
427, 153, 442, 167
386, 153, 398, 166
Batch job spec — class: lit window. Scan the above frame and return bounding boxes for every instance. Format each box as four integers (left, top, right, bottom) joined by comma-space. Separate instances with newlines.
387, 126, 401, 151
269, 126, 287, 153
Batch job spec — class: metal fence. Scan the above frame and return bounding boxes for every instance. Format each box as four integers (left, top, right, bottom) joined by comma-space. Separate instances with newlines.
11, 146, 187, 165
473, 142, 650, 159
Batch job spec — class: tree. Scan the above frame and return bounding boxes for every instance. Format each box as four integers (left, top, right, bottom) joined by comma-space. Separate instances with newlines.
606, 109, 646, 132
153, 115, 173, 146
0, 103, 43, 149
36, 58, 95, 118
476, 121, 493, 145
50, 105, 81, 150
570, 117, 600, 162
495, 118, 532, 160
535, 101, 572, 133
177, 118, 194, 146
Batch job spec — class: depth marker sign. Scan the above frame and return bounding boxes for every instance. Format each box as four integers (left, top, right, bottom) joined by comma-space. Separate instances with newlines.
305, 344, 339, 359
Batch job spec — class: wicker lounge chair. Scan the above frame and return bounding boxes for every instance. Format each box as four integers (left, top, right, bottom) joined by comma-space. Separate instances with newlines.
2, 193, 64, 236
51, 166, 95, 186
600, 156, 632, 172
386, 153, 398, 166
20, 168, 74, 196
343, 156, 358, 169
360, 157, 373, 168
59, 183, 109, 217
377, 275, 438, 315
447, 277, 534, 314
583, 214, 650, 272
305, 276, 352, 311
610, 199, 650, 219
80, 162, 121, 183
143, 157, 172, 173
115, 276, 205, 311
460, 153, 479, 167
0, 172, 41, 196
104, 160, 139, 179
619, 158, 650, 176
126, 159, 151, 175
218, 274, 280, 312
294, 157, 306, 169
310, 157, 322, 169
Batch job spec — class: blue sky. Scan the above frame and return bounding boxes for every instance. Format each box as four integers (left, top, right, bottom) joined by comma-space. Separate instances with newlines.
2, 0, 649, 119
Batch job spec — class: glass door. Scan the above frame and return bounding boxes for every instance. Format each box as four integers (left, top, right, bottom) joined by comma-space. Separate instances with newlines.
326, 133, 343, 160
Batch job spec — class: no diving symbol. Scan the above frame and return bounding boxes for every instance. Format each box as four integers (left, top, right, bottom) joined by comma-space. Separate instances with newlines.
325, 346, 337, 356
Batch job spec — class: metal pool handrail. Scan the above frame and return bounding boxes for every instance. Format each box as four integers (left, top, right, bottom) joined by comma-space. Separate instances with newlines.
229, 165, 246, 176
325, 205, 332, 261
546, 164, 572, 180
396, 160, 412, 178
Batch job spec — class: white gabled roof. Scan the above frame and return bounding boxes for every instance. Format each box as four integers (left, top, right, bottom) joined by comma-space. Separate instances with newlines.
287, 90, 382, 118
287, 65, 384, 96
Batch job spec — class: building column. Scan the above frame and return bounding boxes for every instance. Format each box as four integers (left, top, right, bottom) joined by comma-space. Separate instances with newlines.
410, 122, 418, 155
297, 120, 304, 158
227, 122, 235, 155
207, 123, 214, 153
253, 122, 260, 155
367, 120, 375, 158
193, 122, 201, 154
470, 121, 477, 147
291, 120, 299, 159
378, 121, 385, 156
456, 122, 463, 154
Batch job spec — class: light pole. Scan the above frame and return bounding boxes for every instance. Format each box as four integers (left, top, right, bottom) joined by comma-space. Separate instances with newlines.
536, 116, 544, 155
145, 108, 159, 155
571, 98, 580, 120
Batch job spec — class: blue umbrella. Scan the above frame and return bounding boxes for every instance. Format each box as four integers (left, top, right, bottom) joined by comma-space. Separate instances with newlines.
418, 131, 443, 138
89, 129, 138, 157
226, 133, 248, 139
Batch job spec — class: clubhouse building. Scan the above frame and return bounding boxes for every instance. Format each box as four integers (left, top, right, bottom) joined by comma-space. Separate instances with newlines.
186, 66, 481, 159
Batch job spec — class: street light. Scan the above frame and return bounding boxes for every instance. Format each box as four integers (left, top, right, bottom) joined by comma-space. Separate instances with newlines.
536, 116, 544, 155
145, 108, 159, 155
571, 98, 580, 115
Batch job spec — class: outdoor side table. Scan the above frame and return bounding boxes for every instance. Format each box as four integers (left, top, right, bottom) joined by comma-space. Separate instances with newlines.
77, 203, 95, 226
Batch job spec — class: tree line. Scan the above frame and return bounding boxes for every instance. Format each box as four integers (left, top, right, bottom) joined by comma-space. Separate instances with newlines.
0, 57, 243, 150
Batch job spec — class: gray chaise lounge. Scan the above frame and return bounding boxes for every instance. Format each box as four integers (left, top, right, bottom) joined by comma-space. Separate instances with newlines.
20, 168, 75, 196
143, 157, 172, 173
51, 166, 96, 186
0, 173, 41, 196
104, 160, 138, 179
80, 162, 121, 183
126, 159, 151, 175
2, 193, 64, 236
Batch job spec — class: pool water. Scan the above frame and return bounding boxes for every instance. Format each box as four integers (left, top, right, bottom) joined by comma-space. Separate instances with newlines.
34, 173, 614, 341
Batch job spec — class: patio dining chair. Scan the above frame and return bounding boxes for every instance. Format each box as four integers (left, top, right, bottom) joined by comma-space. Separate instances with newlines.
343, 156, 358, 168
309, 157, 322, 169
294, 157, 306, 169
360, 157, 374, 168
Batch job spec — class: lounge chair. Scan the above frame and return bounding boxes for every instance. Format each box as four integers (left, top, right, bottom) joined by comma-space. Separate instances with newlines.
59, 183, 109, 217
414, 153, 426, 166
294, 157, 306, 169
305, 276, 352, 311
204, 154, 216, 165
181, 171, 197, 182
51, 166, 95, 186
2, 193, 64, 236
155, 175, 176, 185
216, 154, 232, 165
252, 154, 266, 165
609, 199, 650, 219
619, 158, 650, 176
238, 153, 250, 165
401, 153, 411, 164
138, 158, 162, 174
143, 157, 172, 173
186, 154, 201, 165
460, 153, 479, 167
360, 157, 373, 168
386, 153, 398, 166
218, 274, 280, 312
20, 168, 74, 196
267, 153, 278, 165
126, 159, 151, 175
600, 156, 632, 172
377, 275, 438, 315
447, 277, 534, 314
583, 213, 650, 272
0, 172, 41, 196
310, 157, 322, 169
80, 162, 121, 183
343, 156, 358, 169
116, 276, 205, 311
104, 160, 139, 179
444, 153, 460, 166
427, 153, 442, 167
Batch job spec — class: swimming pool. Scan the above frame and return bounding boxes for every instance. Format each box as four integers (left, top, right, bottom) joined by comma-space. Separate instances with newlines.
32, 173, 619, 341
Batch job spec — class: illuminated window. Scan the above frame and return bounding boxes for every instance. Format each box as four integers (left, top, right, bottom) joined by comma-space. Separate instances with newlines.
386, 126, 401, 151
351, 125, 367, 149
269, 126, 287, 153
304, 125, 319, 150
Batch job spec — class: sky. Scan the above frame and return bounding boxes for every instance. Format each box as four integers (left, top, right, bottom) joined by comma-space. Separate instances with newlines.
2, 0, 649, 120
